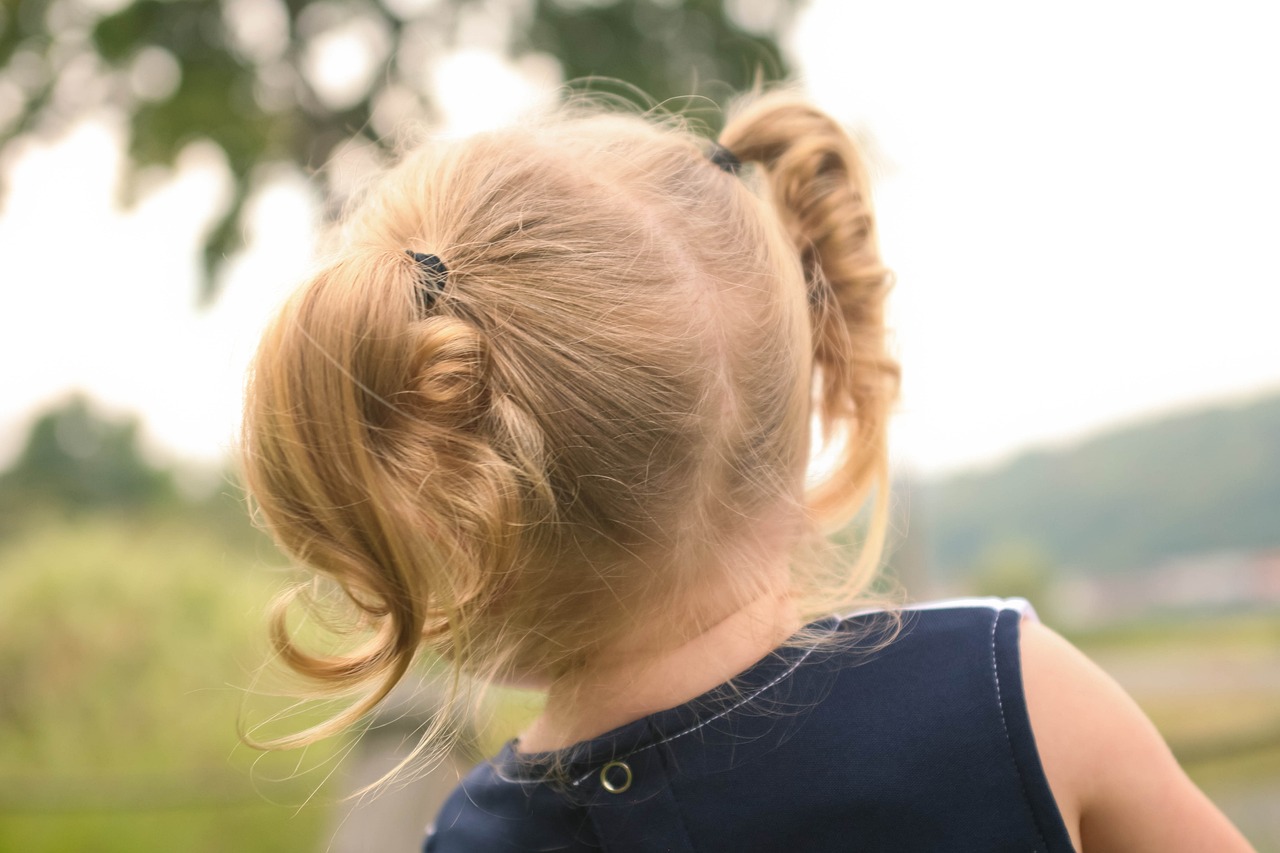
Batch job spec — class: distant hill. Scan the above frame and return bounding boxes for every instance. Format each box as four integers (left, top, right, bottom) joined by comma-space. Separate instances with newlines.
915, 391, 1280, 579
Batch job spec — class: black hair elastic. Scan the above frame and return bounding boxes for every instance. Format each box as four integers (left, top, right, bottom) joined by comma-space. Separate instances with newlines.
405, 250, 448, 310
708, 142, 743, 175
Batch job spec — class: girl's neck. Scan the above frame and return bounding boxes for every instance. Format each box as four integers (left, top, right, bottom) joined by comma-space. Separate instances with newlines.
516, 586, 801, 754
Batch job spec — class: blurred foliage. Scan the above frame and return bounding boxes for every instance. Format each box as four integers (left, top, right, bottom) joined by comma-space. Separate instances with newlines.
0, 515, 341, 853
920, 391, 1280, 577
0, 395, 175, 522
0, 517, 272, 771
0, 0, 798, 299
0, 395, 264, 548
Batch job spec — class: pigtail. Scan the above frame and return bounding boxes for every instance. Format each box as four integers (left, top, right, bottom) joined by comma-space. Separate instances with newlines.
721, 94, 900, 571
241, 250, 552, 758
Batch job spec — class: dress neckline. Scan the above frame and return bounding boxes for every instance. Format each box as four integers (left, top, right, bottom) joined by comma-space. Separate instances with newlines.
496, 614, 847, 785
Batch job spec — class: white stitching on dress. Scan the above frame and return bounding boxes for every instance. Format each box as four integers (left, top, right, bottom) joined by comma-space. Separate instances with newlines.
569, 641, 823, 787
990, 608, 1050, 852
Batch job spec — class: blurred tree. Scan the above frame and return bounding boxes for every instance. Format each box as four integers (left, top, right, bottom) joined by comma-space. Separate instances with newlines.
0, 0, 798, 300
0, 394, 175, 519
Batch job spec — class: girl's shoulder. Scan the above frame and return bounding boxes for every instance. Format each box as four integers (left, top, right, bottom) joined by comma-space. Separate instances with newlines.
830, 595, 1042, 685
1018, 614, 1254, 852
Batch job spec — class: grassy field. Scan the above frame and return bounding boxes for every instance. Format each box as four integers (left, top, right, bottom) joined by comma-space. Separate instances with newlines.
1, 514, 1276, 852
0, 515, 345, 853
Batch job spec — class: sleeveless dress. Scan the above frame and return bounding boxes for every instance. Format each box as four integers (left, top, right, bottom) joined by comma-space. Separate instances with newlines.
424, 598, 1077, 852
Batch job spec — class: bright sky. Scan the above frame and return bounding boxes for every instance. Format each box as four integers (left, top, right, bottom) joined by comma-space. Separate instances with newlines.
1, 0, 1277, 477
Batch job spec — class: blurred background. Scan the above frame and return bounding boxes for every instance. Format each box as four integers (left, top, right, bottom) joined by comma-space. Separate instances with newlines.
1, 0, 1277, 850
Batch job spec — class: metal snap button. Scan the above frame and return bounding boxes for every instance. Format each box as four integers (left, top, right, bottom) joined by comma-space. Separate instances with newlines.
600, 760, 633, 794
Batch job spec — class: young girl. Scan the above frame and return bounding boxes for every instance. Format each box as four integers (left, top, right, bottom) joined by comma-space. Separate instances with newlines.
240, 91, 1254, 852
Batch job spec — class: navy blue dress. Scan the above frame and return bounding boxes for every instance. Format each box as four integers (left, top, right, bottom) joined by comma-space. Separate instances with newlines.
425, 598, 1077, 852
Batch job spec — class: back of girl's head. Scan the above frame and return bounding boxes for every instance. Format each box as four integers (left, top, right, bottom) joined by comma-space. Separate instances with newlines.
240, 90, 899, 748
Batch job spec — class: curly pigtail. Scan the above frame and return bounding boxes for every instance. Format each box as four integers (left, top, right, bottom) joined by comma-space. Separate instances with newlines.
242, 249, 553, 751
721, 93, 901, 584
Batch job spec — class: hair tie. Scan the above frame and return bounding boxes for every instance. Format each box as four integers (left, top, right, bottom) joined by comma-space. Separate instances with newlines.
708, 142, 742, 175
405, 250, 448, 310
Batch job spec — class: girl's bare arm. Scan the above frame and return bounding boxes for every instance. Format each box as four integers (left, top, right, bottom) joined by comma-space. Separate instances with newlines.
1021, 619, 1255, 853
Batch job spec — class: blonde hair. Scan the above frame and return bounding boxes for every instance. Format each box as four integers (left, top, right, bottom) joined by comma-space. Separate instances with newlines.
240, 91, 899, 756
